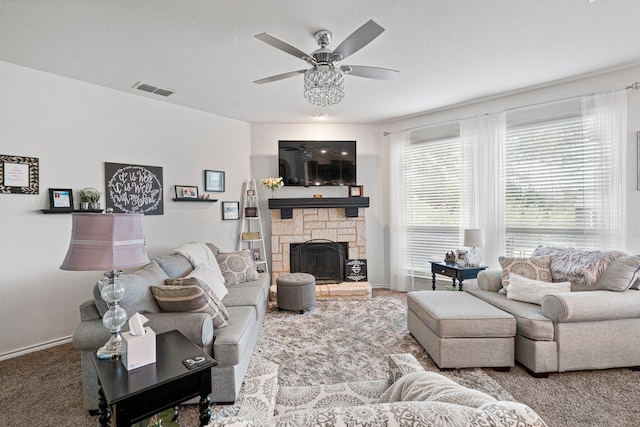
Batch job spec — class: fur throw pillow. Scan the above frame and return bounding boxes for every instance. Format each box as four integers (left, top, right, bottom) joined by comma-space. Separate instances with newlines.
532, 245, 626, 287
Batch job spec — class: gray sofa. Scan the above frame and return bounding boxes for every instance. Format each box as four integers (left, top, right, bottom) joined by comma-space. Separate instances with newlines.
73, 243, 270, 411
466, 250, 640, 376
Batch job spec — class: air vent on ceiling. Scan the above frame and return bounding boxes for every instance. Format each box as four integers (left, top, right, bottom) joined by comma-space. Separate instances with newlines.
132, 81, 175, 97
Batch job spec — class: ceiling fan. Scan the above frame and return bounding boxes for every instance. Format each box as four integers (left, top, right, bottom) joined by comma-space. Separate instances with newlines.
253, 20, 399, 106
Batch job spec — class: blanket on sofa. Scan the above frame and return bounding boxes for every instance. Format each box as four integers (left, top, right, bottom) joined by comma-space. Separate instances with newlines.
532, 245, 626, 287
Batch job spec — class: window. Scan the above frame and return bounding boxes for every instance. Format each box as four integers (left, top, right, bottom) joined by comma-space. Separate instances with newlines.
392, 91, 625, 288
400, 122, 472, 276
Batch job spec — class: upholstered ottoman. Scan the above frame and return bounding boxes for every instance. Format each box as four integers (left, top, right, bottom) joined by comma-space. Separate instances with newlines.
276, 273, 316, 313
407, 291, 516, 369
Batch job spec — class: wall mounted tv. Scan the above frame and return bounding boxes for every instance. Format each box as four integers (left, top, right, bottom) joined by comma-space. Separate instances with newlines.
278, 140, 356, 186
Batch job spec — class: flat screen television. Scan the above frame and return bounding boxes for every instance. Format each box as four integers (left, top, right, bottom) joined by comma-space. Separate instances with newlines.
278, 140, 356, 186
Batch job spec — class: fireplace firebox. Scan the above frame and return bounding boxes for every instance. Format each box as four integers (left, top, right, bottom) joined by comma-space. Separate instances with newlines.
290, 240, 348, 284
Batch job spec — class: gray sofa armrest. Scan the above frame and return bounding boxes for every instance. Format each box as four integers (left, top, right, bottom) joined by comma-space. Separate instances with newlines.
73, 312, 214, 350
542, 289, 640, 322
477, 270, 503, 292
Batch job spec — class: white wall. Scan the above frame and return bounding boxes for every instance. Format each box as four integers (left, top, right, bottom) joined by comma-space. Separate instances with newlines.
0, 61, 251, 358
382, 65, 640, 267
249, 124, 387, 286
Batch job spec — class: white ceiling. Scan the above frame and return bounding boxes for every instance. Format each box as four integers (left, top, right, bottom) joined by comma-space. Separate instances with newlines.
2, 0, 640, 124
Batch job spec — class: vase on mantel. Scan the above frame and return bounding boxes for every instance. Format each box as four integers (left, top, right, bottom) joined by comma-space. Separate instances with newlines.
271, 189, 278, 198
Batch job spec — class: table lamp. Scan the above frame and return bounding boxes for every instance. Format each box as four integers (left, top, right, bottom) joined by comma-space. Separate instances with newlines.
464, 228, 485, 267
60, 212, 149, 359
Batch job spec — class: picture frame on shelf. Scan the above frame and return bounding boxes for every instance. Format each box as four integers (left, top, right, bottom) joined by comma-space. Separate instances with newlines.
241, 231, 260, 240
244, 207, 257, 218
175, 185, 199, 199
348, 185, 363, 197
251, 248, 261, 261
205, 170, 225, 192
222, 201, 240, 220
246, 189, 255, 196
48, 188, 74, 212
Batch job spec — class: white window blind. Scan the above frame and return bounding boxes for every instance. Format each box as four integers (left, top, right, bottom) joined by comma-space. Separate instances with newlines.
504, 113, 611, 256
403, 135, 464, 274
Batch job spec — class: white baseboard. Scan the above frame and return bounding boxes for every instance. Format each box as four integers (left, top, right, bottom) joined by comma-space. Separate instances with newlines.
0, 336, 72, 361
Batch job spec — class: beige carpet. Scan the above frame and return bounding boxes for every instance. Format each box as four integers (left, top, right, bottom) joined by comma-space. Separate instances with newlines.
1, 289, 639, 426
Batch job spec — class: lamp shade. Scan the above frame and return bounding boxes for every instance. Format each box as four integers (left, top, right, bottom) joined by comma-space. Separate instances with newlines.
464, 229, 485, 248
60, 213, 149, 271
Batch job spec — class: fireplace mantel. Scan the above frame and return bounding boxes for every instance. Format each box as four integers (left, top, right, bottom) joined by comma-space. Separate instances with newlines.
268, 197, 369, 218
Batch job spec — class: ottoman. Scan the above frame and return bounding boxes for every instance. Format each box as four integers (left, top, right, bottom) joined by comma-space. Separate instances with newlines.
407, 291, 516, 369
276, 273, 316, 313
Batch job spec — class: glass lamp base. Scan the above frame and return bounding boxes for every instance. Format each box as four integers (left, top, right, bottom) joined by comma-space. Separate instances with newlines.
467, 246, 482, 267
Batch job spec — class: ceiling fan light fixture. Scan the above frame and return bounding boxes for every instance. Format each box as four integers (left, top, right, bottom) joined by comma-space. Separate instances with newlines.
303, 66, 344, 107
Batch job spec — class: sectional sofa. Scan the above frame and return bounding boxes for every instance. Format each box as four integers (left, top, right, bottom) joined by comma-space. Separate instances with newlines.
466, 247, 640, 376
72, 242, 270, 411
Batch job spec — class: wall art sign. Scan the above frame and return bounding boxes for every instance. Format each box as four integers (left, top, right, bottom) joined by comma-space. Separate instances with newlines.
204, 170, 225, 192
345, 259, 367, 282
0, 154, 39, 194
105, 162, 164, 215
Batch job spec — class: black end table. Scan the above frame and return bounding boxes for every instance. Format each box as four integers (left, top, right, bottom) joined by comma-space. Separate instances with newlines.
431, 261, 487, 291
91, 329, 215, 427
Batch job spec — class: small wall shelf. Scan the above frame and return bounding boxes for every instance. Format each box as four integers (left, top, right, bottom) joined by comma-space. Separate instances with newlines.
173, 198, 218, 202
40, 209, 104, 214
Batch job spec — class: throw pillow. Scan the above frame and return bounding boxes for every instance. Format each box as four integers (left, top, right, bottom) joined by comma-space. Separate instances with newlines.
93, 259, 166, 316
165, 277, 229, 319
506, 273, 571, 305
593, 255, 640, 292
186, 264, 228, 301
150, 284, 228, 328
215, 250, 260, 286
498, 256, 552, 294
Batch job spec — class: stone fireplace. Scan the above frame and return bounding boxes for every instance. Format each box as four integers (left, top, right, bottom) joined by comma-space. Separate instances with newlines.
268, 197, 371, 298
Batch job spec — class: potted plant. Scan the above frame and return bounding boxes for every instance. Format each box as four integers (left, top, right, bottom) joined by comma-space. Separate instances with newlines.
78, 188, 91, 210
79, 188, 101, 210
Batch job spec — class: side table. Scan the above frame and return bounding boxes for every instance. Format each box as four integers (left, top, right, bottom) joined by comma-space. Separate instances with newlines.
430, 261, 487, 291
91, 329, 216, 427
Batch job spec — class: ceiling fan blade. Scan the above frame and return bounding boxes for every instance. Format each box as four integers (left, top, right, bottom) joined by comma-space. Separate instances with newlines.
255, 33, 310, 62
332, 20, 385, 61
341, 65, 399, 80
253, 69, 307, 84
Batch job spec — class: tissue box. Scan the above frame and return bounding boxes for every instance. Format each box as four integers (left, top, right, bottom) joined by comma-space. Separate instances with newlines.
121, 326, 156, 371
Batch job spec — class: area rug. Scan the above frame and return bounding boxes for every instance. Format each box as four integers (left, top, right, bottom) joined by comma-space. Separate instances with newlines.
202, 291, 512, 422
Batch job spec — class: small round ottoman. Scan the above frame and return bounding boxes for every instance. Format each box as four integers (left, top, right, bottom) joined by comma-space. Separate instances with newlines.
276, 272, 316, 313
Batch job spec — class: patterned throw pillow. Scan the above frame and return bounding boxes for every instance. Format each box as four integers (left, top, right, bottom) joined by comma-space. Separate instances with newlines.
165, 277, 229, 319
151, 282, 228, 328
498, 256, 552, 294
215, 250, 260, 286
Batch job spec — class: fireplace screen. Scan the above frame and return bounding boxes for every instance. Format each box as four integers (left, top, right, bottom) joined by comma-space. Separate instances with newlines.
290, 240, 348, 284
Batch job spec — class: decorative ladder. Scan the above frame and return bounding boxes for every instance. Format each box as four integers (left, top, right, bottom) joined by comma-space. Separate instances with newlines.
238, 179, 268, 274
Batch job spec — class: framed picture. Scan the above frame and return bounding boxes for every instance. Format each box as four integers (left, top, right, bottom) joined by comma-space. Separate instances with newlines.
244, 207, 257, 217
1, 154, 39, 194
349, 185, 363, 197
251, 248, 261, 261
246, 189, 255, 197
205, 170, 225, 192
48, 188, 74, 211
222, 201, 240, 220
175, 185, 199, 199
241, 231, 260, 240
105, 162, 163, 215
